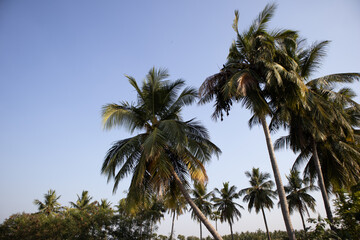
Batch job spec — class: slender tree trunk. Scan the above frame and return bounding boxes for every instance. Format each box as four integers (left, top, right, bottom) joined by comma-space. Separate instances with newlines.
261, 206, 271, 240
215, 219, 218, 231
312, 139, 335, 229
229, 221, 234, 240
169, 211, 175, 240
299, 209, 307, 240
260, 116, 296, 240
200, 222, 203, 240
171, 169, 223, 240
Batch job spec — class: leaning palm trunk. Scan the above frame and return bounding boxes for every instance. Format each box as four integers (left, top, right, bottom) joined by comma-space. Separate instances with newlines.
311, 140, 335, 228
260, 115, 296, 240
261, 206, 271, 240
171, 169, 223, 240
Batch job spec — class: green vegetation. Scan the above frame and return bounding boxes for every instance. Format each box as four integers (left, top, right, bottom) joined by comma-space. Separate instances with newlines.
0, 191, 156, 240
2, 3, 360, 240
2, 185, 360, 239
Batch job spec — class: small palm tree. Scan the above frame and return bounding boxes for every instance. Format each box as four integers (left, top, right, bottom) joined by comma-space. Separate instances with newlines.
102, 68, 222, 240
191, 182, 213, 240
240, 168, 276, 240
33, 189, 61, 215
284, 170, 317, 235
212, 182, 243, 240
70, 190, 94, 210
164, 180, 188, 240
98, 199, 112, 210
210, 210, 221, 231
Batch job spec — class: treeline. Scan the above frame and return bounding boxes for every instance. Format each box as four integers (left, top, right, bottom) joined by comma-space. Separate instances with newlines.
1, 185, 359, 239
0, 190, 164, 240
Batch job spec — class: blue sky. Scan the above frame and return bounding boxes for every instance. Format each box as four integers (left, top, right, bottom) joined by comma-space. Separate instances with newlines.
0, 0, 359, 237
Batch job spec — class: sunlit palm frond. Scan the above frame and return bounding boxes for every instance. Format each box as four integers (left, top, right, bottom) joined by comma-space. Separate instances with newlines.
300, 41, 329, 78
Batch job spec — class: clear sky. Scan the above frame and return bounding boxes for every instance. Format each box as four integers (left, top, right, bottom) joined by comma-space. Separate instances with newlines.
0, 0, 359, 237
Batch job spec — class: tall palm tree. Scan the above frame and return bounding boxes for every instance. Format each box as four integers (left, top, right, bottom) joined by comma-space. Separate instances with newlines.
101, 68, 223, 240
191, 182, 213, 240
272, 39, 360, 228
240, 168, 276, 240
70, 190, 94, 210
283, 169, 317, 236
199, 4, 301, 239
33, 189, 61, 215
212, 182, 243, 240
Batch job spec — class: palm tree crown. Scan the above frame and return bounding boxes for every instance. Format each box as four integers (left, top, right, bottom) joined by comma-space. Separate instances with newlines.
33, 189, 61, 215
70, 190, 94, 210
240, 168, 276, 213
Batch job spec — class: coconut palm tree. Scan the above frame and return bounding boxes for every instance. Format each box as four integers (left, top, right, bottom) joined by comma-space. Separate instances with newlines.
199, 4, 301, 239
98, 199, 112, 211
101, 68, 222, 240
240, 168, 276, 240
145, 194, 166, 234
283, 169, 317, 237
191, 182, 213, 240
272, 39, 360, 228
210, 210, 221, 231
70, 190, 94, 210
33, 189, 61, 215
212, 182, 243, 240
164, 180, 188, 240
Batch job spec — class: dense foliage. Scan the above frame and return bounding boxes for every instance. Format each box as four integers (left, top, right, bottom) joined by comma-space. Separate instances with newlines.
0, 191, 164, 240
1, 185, 360, 239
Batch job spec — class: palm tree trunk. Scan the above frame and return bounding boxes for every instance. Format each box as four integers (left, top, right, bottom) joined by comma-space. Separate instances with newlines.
170, 211, 175, 240
260, 115, 296, 240
200, 222, 203, 240
299, 209, 307, 240
171, 169, 223, 240
312, 139, 334, 228
229, 221, 234, 240
261, 206, 271, 240
215, 219, 218, 231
